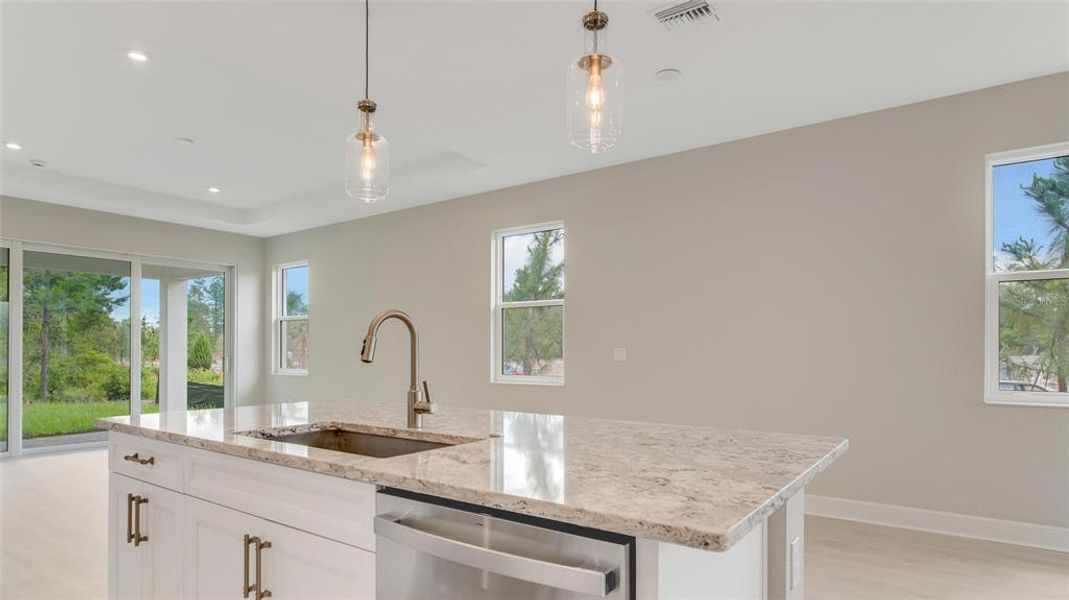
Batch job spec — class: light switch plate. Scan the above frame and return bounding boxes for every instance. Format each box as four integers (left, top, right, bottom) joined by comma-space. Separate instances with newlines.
613, 347, 627, 361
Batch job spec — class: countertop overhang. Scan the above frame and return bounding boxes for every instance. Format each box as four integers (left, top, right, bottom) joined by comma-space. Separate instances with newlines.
97, 399, 847, 552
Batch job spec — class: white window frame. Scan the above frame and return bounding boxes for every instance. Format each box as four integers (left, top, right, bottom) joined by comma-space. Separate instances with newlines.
273, 260, 309, 376
491, 222, 565, 386
985, 142, 1069, 407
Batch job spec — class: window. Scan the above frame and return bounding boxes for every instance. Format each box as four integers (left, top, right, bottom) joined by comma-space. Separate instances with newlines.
986, 142, 1069, 406
492, 223, 564, 385
274, 262, 309, 374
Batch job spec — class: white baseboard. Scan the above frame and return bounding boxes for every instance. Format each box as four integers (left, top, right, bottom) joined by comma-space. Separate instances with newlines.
806, 494, 1069, 553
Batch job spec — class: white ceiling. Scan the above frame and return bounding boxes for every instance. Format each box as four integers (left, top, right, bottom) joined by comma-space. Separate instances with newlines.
2, 1, 1067, 237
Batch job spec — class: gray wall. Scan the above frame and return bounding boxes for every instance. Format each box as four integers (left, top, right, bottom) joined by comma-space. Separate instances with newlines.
0, 196, 267, 406
264, 73, 1069, 527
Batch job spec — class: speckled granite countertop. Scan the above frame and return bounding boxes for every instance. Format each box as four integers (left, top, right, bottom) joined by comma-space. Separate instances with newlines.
98, 399, 846, 551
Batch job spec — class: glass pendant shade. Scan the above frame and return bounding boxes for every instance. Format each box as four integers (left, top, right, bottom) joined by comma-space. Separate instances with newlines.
345, 117, 389, 203
567, 20, 622, 153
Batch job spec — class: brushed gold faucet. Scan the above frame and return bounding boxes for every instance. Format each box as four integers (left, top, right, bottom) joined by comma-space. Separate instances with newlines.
360, 309, 435, 428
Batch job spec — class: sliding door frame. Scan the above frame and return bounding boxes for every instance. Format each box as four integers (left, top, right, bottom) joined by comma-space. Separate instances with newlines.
0, 237, 237, 457
0, 239, 23, 458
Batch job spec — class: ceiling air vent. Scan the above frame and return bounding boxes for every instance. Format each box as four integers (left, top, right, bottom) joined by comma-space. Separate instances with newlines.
652, 0, 719, 31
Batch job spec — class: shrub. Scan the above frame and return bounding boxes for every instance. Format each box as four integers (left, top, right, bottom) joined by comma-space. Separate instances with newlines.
188, 331, 213, 371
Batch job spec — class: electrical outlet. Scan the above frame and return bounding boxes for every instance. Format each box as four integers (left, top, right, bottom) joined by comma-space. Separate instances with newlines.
613, 347, 627, 362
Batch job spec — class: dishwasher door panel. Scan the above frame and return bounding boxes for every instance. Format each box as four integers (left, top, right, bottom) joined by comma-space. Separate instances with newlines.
376, 491, 631, 600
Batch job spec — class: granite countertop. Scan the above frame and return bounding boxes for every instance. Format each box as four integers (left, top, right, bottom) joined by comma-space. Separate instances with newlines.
97, 399, 847, 552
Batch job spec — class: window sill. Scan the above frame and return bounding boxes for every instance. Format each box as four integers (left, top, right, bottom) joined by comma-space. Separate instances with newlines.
492, 375, 564, 387
273, 369, 309, 377
985, 393, 1069, 408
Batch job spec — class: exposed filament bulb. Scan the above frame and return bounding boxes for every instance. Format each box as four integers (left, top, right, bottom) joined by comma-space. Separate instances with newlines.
359, 132, 376, 183
585, 56, 606, 111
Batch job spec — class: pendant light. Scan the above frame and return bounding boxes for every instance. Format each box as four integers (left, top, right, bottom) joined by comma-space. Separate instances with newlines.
567, 0, 622, 153
346, 0, 389, 203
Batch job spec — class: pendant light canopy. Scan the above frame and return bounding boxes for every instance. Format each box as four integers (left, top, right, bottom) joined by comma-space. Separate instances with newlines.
346, 0, 389, 203
567, 1, 622, 153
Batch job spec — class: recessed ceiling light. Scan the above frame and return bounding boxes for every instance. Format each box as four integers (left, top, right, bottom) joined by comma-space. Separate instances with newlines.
175, 137, 196, 147
655, 68, 682, 82
4, 142, 22, 150
126, 49, 150, 64
207, 186, 221, 194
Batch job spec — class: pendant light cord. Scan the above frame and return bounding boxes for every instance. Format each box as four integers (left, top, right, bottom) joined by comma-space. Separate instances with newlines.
364, 0, 370, 100
591, 0, 601, 53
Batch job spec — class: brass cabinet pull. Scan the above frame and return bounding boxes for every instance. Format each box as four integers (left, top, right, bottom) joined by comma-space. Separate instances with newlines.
243, 534, 255, 598
243, 535, 272, 599
123, 452, 155, 466
125, 493, 135, 544
255, 538, 272, 599
133, 496, 149, 546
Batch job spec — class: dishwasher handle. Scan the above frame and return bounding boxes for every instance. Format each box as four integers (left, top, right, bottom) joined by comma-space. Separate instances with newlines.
374, 515, 617, 597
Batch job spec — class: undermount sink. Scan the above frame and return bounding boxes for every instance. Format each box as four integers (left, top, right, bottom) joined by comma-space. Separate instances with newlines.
248, 427, 460, 458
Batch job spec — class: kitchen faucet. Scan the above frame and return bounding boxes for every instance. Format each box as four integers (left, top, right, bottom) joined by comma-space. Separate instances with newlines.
360, 309, 435, 428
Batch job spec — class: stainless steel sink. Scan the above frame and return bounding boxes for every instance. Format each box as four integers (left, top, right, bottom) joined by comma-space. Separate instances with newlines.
252, 428, 457, 458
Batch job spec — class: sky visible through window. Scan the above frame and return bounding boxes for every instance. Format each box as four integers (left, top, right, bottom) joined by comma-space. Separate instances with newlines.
993, 157, 1060, 271
284, 265, 309, 312
141, 279, 160, 324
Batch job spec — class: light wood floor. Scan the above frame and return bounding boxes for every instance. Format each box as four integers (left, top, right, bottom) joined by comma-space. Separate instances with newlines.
1, 449, 1066, 599
807, 515, 1068, 600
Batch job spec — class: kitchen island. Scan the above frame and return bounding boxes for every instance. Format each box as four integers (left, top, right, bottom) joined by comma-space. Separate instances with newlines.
98, 399, 846, 599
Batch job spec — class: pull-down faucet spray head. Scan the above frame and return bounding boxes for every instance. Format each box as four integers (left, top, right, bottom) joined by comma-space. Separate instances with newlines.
360, 335, 376, 363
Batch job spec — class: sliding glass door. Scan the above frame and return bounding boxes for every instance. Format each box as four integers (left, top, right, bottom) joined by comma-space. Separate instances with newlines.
21, 251, 131, 448
0, 240, 233, 455
141, 262, 227, 415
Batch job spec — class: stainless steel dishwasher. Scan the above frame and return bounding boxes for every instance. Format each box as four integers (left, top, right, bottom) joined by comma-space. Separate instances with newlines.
375, 489, 633, 599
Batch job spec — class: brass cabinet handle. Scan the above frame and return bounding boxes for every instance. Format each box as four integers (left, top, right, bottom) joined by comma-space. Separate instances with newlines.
243, 534, 255, 598
123, 452, 155, 466
133, 496, 149, 547
255, 538, 272, 599
126, 493, 135, 544
243, 535, 272, 599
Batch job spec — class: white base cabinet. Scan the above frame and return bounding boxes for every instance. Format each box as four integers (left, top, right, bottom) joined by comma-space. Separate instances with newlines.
107, 433, 375, 600
184, 493, 374, 599
108, 473, 185, 599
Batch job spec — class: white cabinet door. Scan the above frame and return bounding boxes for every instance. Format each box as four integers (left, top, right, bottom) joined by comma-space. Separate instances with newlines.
109, 473, 144, 600
109, 474, 187, 599
184, 495, 260, 599
261, 517, 375, 599
184, 494, 375, 600
138, 483, 186, 599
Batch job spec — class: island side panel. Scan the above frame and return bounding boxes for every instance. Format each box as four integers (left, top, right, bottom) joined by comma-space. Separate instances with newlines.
767, 490, 805, 600
635, 522, 765, 599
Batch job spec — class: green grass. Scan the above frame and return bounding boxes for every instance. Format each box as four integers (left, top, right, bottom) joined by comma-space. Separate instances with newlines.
0, 382, 221, 441
21, 400, 159, 438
